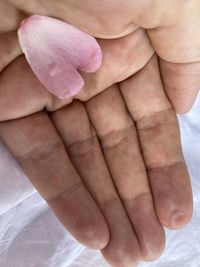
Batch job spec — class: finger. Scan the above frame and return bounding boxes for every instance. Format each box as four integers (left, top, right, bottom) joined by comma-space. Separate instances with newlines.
0, 31, 22, 72
0, 29, 154, 121
85, 85, 165, 261
50, 101, 141, 267
120, 54, 193, 229
0, 1, 25, 32
0, 55, 72, 121
159, 59, 200, 114
0, 111, 109, 249
146, 2, 200, 114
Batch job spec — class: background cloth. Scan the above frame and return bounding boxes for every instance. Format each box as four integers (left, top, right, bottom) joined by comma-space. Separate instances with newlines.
1, 94, 200, 267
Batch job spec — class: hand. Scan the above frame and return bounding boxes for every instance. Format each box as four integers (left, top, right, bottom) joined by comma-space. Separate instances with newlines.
0, 1, 193, 266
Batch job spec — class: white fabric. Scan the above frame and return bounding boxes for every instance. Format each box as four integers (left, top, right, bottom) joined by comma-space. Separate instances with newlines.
1, 94, 200, 267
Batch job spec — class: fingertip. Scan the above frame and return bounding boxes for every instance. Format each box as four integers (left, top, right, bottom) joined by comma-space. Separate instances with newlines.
83, 229, 110, 250
157, 199, 193, 230
159, 58, 200, 115
149, 161, 193, 230
101, 247, 141, 267
171, 96, 197, 115
166, 206, 193, 230
63, 207, 110, 250
141, 226, 166, 262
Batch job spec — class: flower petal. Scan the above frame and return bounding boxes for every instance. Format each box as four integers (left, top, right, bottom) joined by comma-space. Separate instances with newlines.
18, 15, 102, 99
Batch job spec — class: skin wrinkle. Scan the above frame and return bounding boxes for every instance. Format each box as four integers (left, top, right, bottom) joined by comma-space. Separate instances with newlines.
16, 138, 63, 163
46, 0, 140, 39
46, 0, 137, 37
88, 24, 139, 40
99, 124, 135, 151
147, 161, 185, 172
138, 123, 183, 169
46, 179, 84, 203
122, 191, 151, 205
135, 108, 175, 130
67, 134, 99, 158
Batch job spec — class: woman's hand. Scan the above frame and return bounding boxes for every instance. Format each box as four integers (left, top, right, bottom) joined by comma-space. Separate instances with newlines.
0, 1, 193, 266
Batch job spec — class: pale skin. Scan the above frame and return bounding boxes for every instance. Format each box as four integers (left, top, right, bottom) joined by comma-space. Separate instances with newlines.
0, 1, 196, 266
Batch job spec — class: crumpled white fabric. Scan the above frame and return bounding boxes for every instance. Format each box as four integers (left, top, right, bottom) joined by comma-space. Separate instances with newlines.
1, 93, 200, 267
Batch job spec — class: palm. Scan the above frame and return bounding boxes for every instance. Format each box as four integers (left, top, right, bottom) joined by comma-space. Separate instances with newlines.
6, 0, 199, 114
0, 1, 193, 267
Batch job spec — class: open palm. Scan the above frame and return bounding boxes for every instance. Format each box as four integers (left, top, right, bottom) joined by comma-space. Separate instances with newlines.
0, 1, 193, 267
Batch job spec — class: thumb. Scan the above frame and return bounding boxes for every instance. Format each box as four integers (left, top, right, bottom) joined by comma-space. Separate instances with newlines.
159, 58, 200, 114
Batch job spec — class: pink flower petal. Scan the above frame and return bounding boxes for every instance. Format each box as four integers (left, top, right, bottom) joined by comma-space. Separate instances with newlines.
18, 15, 102, 99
